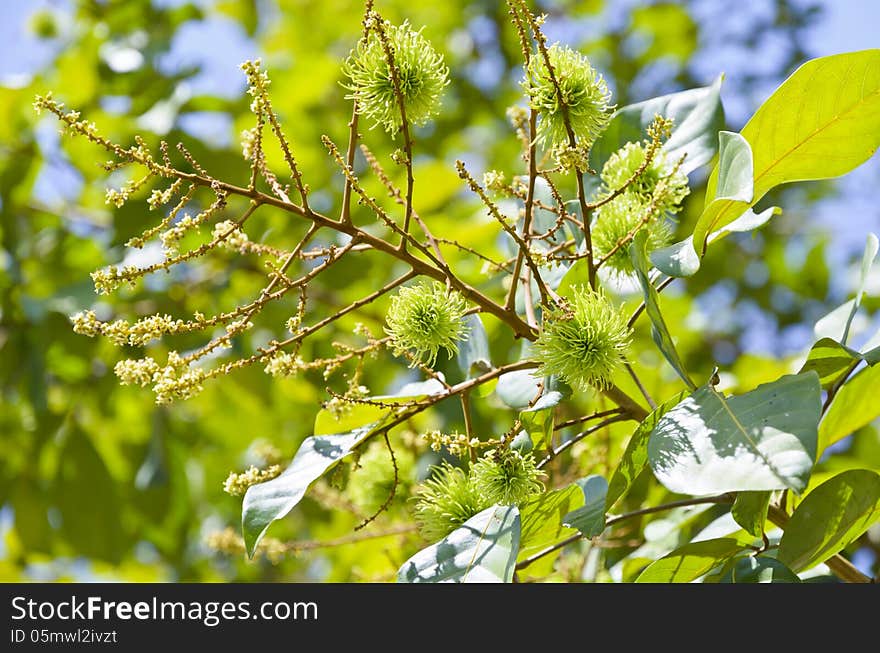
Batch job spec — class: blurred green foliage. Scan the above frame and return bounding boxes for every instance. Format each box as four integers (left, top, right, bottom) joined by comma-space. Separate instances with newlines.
1, 0, 877, 582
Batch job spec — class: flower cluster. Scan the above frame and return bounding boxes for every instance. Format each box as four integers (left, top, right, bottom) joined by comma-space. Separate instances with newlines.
113, 351, 208, 404
90, 265, 143, 295
147, 179, 183, 209
263, 351, 305, 378
72, 311, 194, 347
342, 19, 449, 132
240, 58, 272, 115
113, 357, 161, 387
483, 170, 508, 195
223, 464, 283, 496
212, 220, 251, 253
385, 280, 469, 367
534, 286, 632, 391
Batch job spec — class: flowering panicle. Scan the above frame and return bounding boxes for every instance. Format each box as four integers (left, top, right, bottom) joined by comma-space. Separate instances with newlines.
223, 464, 283, 496
105, 173, 153, 208
240, 59, 272, 116
113, 357, 161, 387
263, 351, 306, 378
150, 352, 207, 404
424, 430, 482, 457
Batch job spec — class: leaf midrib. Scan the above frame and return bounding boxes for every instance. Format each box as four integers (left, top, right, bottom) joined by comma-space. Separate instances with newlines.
705, 60, 880, 236
708, 386, 794, 487
749, 85, 880, 196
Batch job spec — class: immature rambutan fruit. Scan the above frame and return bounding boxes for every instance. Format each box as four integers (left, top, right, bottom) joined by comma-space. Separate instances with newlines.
342, 20, 449, 133
385, 280, 468, 367
523, 44, 612, 150
471, 449, 545, 506
413, 462, 490, 542
591, 192, 673, 276
600, 141, 689, 212
534, 286, 631, 390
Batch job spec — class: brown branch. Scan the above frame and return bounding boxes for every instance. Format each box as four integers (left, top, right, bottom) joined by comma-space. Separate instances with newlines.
340, 105, 360, 224
506, 108, 540, 311
370, 13, 416, 252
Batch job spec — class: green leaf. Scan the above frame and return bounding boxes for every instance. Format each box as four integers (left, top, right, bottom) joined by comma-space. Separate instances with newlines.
649, 237, 700, 278
694, 50, 880, 250
53, 426, 127, 563
814, 299, 857, 342
692, 131, 754, 254
732, 556, 801, 583
242, 424, 377, 557
377, 377, 448, 401
635, 538, 746, 583
648, 373, 821, 495
706, 205, 781, 244
518, 486, 582, 577
496, 370, 539, 409
798, 338, 863, 390
312, 377, 445, 435
456, 314, 492, 378
606, 390, 687, 509
630, 231, 696, 389
314, 404, 386, 436
843, 233, 879, 344
819, 364, 880, 453
398, 505, 521, 583
651, 206, 780, 278
519, 390, 563, 449
496, 356, 546, 410
590, 75, 725, 175
562, 475, 608, 537
778, 469, 880, 572
732, 491, 771, 538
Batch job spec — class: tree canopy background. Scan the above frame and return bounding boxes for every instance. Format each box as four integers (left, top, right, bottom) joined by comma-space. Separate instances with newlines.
1, 0, 878, 582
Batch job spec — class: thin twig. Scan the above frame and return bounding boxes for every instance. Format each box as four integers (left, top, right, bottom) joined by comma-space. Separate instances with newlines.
355, 432, 399, 531
538, 414, 631, 468
515, 494, 735, 571
554, 407, 627, 431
